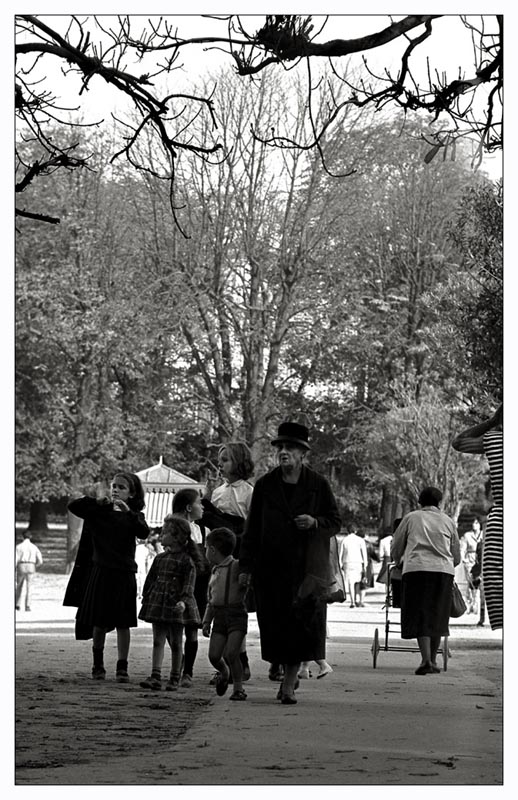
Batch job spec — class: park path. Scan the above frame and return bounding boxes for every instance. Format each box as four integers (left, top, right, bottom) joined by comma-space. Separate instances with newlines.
14, 575, 502, 786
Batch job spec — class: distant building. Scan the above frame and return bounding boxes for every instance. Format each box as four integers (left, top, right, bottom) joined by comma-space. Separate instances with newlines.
136, 457, 204, 527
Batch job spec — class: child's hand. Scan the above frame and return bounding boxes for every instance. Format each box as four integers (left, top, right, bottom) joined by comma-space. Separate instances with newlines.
202, 624, 211, 638
113, 499, 130, 512
203, 477, 216, 500
175, 601, 186, 611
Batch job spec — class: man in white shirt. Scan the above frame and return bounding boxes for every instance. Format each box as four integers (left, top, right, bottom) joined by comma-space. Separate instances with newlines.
15, 534, 43, 611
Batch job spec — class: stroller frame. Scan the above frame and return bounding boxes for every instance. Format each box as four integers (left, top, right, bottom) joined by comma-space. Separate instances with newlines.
371, 564, 449, 670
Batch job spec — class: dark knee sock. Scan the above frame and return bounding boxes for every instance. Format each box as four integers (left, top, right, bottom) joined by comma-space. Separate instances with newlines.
183, 641, 198, 676
92, 647, 104, 668
116, 659, 128, 673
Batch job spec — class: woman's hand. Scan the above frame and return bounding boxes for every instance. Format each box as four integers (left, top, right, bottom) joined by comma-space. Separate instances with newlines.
175, 600, 186, 611
202, 623, 211, 638
294, 514, 316, 531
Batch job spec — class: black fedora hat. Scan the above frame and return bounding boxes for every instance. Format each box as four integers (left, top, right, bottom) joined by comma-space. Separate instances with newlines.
271, 421, 310, 450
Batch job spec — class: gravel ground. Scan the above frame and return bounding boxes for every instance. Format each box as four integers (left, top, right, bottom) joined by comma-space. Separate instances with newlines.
14, 574, 503, 787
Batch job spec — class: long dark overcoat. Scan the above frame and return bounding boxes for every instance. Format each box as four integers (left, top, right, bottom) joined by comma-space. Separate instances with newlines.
239, 465, 341, 664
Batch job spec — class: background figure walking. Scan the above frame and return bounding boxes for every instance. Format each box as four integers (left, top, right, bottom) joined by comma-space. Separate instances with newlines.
15, 533, 43, 611
459, 518, 483, 613
340, 529, 368, 608
391, 487, 461, 675
452, 403, 503, 631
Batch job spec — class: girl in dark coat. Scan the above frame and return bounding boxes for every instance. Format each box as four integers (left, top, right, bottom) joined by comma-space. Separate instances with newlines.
65, 471, 149, 682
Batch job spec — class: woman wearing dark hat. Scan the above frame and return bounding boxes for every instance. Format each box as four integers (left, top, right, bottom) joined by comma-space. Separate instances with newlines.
239, 421, 341, 704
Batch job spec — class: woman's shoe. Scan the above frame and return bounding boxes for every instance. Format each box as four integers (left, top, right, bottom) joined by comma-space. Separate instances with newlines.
415, 664, 434, 675
277, 679, 299, 699
269, 664, 284, 681
281, 692, 297, 705
298, 667, 310, 679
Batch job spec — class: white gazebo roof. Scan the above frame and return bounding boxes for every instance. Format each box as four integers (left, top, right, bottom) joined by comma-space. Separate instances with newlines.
136, 457, 204, 527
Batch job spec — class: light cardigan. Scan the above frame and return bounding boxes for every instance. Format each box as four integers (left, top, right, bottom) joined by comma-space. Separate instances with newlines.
391, 506, 460, 576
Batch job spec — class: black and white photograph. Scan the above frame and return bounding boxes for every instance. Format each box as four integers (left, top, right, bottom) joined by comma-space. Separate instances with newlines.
12, 8, 504, 789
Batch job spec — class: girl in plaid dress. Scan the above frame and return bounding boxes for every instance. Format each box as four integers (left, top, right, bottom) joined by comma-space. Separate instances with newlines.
139, 515, 201, 691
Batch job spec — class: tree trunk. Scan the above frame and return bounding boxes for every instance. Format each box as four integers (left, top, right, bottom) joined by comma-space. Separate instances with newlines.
26, 501, 49, 539
65, 507, 84, 574
378, 486, 407, 537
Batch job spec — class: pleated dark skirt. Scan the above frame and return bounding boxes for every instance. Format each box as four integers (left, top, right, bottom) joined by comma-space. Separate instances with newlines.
75, 565, 138, 640
400, 571, 453, 639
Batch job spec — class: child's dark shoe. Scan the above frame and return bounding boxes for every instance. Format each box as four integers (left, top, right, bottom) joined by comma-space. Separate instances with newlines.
215, 671, 229, 696
165, 678, 179, 691
140, 676, 162, 690
92, 666, 106, 680
229, 689, 247, 701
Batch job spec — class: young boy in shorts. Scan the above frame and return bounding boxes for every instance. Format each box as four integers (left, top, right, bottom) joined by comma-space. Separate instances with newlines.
202, 527, 248, 701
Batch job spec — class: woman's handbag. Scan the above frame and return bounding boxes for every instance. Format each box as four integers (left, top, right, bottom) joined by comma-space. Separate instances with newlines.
358, 566, 369, 590
450, 581, 467, 618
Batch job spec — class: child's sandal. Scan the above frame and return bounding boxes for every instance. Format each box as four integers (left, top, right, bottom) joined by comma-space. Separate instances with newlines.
229, 689, 247, 701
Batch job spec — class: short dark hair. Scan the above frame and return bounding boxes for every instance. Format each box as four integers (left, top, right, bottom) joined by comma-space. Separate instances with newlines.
173, 488, 200, 514
206, 527, 236, 557
418, 487, 442, 507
